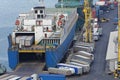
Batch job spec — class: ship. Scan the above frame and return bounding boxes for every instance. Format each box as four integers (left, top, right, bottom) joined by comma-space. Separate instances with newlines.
8, 1, 78, 70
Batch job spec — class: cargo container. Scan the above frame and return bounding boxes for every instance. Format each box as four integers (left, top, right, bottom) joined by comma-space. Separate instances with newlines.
96, 1, 105, 6
92, 8, 96, 18
25, 36, 34, 46
68, 62, 90, 73
57, 63, 83, 75
39, 74, 66, 80
76, 51, 94, 60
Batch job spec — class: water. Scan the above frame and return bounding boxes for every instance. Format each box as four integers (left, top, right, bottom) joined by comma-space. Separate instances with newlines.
0, 0, 98, 72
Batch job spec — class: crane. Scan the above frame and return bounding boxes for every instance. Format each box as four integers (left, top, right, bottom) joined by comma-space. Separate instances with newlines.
114, 0, 120, 78
83, 0, 92, 42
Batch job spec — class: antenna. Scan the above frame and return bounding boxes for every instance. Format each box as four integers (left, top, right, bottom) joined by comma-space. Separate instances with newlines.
39, 0, 44, 6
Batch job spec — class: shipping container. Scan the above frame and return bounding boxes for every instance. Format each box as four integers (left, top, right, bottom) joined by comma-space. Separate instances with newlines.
25, 36, 34, 46
57, 63, 83, 75
114, 1, 118, 7
76, 51, 94, 60
95, 6, 100, 17
92, 8, 96, 18
39, 74, 66, 80
68, 62, 90, 73
96, 1, 105, 6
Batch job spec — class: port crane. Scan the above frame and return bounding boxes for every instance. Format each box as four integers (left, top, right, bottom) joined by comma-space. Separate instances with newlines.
114, 0, 120, 78
83, 0, 92, 42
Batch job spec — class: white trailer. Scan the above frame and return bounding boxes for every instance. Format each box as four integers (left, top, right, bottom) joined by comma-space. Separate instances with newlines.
76, 51, 94, 61
19, 36, 27, 46
72, 55, 92, 64
16, 36, 21, 44
25, 36, 34, 46
73, 45, 92, 53
48, 67, 74, 76
68, 62, 90, 73
57, 63, 83, 75
74, 42, 94, 51
8, 76, 21, 80
71, 59, 90, 65
93, 28, 99, 41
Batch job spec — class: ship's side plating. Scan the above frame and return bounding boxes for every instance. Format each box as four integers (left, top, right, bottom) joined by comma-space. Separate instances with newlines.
8, 7, 78, 69
46, 11, 78, 68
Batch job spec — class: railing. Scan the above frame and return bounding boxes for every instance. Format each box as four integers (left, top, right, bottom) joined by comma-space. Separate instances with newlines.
40, 38, 60, 46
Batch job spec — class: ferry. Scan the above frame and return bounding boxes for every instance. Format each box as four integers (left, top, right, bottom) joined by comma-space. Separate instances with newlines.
8, 1, 78, 70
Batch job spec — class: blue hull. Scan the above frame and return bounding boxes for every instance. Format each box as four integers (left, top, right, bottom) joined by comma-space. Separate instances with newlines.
46, 22, 76, 68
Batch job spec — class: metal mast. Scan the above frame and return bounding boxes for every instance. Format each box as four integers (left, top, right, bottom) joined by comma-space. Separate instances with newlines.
114, 0, 120, 78
83, 0, 92, 42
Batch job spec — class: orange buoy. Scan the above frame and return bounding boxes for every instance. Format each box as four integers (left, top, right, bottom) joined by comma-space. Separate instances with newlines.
15, 20, 20, 25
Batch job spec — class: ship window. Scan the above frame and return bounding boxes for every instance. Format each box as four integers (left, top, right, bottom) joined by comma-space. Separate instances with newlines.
40, 10, 43, 13
35, 10, 38, 14
37, 15, 40, 18
41, 15, 44, 18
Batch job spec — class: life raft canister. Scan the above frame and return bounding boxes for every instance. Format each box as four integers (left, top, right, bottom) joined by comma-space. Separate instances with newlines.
57, 20, 62, 26
15, 20, 20, 26
59, 14, 64, 19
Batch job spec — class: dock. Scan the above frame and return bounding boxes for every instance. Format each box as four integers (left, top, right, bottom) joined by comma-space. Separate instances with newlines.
67, 6, 118, 80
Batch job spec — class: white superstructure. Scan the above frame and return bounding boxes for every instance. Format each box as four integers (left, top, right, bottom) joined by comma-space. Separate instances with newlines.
12, 6, 71, 49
